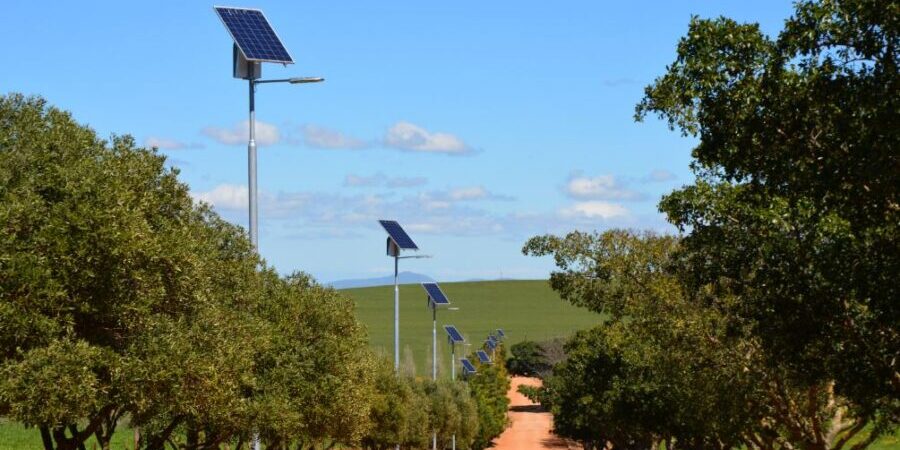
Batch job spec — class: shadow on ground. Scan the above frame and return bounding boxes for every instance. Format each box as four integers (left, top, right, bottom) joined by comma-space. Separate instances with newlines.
510, 404, 546, 413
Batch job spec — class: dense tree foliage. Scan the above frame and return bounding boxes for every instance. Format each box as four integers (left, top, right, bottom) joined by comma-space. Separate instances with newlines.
521, 1, 897, 448
0, 93, 512, 450
635, 0, 898, 415
467, 342, 511, 450
505, 340, 550, 377
525, 231, 759, 449
0, 93, 270, 450
526, 229, 897, 449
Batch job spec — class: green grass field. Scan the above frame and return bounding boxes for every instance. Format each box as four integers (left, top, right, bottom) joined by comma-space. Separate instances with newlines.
3, 280, 897, 449
0, 420, 134, 450
343, 279, 604, 377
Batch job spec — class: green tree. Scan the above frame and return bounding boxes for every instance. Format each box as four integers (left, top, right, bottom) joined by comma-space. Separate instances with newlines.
253, 272, 376, 450
636, 0, 898, 436
0, 94, 379, 450
361, 360, 414, 450
468, 344, 510, 450
0, 93, 259, 450
525, 230, 760, 450
526, 229, 895, 449
505, 340, 550, 377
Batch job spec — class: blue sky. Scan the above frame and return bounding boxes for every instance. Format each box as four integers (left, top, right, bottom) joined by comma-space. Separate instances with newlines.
3, 1, 795, 283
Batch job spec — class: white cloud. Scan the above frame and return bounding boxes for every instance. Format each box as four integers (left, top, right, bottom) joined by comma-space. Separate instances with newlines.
420, 186, 513, 204
300, 125, 369, 149
384, 121, 472, 154
190, 183, 664, 243
344, 173, 427, 188
202, 120, 280, 146
601, 77, 638, 87
559, 201, 630, 220
565, 173, 644, 201
448, 186, 489, 201
192, 184, 248, 210
387, 176, 428, 188
642, 169, 677, 183
145, 137, 203, 150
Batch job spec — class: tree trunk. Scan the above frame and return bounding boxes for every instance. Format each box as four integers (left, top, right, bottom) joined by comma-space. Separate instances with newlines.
40, 426, 54, 450
185, 424, 199, 450
68, 425, 87, 450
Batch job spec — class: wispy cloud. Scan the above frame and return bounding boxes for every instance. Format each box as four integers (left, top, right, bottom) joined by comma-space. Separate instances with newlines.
202, 120, 280, 146
145, 137, 204, 150
344, 173, 428, 188
419, 186, 514, 206
641, 169, 677, 183
384, 121, 473, 155
565, 173, 645, 201
601, 77, 638, 87
299, 124, 369, 149
190, 183, 666, 242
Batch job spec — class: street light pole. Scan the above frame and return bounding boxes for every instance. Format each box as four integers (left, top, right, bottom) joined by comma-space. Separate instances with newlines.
394, 254, 400, 370
245, 77, 322, 450
245, 77, 323, 252
450, 337, 456, 450
432, 301, 437, 450
248, 80, 258, 249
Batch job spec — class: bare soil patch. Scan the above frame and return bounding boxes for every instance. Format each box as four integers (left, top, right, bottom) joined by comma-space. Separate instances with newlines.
492, 376, 578, 450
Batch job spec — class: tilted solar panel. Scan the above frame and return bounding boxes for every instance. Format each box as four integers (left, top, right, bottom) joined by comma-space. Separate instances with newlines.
476, 350, 492, 364
422, 282, 450, 305
496, 329, 505, 338
460, 358, 477, 374
444, 325, 465, 343
378, 220, 419, 250
215, 7, 293, 64
485, 339, 497, 350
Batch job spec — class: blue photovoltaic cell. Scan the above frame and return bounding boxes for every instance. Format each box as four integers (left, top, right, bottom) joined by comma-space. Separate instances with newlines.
378, 220, 419, 250
487, 335, 497, 344
215, 7, 293, 63
422, 283, 450, 305
444, 325, 465, 343
461, 358, 477, 374
485, 339, 497, 350
476, 350, 492, 364
496, 329, 505, 338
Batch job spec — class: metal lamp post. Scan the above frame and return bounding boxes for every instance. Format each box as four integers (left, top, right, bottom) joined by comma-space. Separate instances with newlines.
215, 9, 324, 450
430, 305, 459, 380
422, 283, 452, 450
247, 77, 323, 250
448, 329, 470, 450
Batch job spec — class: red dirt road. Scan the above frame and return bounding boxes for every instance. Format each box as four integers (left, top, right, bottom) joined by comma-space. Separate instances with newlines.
492, 377, 576, 450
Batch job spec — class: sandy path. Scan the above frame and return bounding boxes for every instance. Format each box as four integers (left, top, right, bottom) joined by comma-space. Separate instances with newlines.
492, 376, 576, 450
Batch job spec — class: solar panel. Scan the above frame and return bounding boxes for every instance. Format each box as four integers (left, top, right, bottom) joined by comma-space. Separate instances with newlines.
215, 7, 293, 64
422, 283, 450, 305
378, 220, 419, 250
487, 335, 497, 344
496, 329, 505, 338
476, 350, 492, 364
460, 358, 477, 374
485, 339, 497, 350
444, 325, 465, 343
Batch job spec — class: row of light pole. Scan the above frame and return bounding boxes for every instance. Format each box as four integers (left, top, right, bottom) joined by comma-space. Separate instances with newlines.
386, 225, 506, 450
215, 8, 501, 450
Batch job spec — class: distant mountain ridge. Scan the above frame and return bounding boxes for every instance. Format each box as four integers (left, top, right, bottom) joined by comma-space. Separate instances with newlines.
328, 271, 436, 289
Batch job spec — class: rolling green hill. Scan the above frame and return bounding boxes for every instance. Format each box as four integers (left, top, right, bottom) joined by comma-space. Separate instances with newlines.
343, 279, 603, 377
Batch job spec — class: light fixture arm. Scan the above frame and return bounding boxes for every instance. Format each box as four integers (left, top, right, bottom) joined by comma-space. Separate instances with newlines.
254, 77, 325, 85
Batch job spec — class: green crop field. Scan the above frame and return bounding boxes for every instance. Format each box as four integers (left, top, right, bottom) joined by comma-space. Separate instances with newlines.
343, 279, 604, 377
